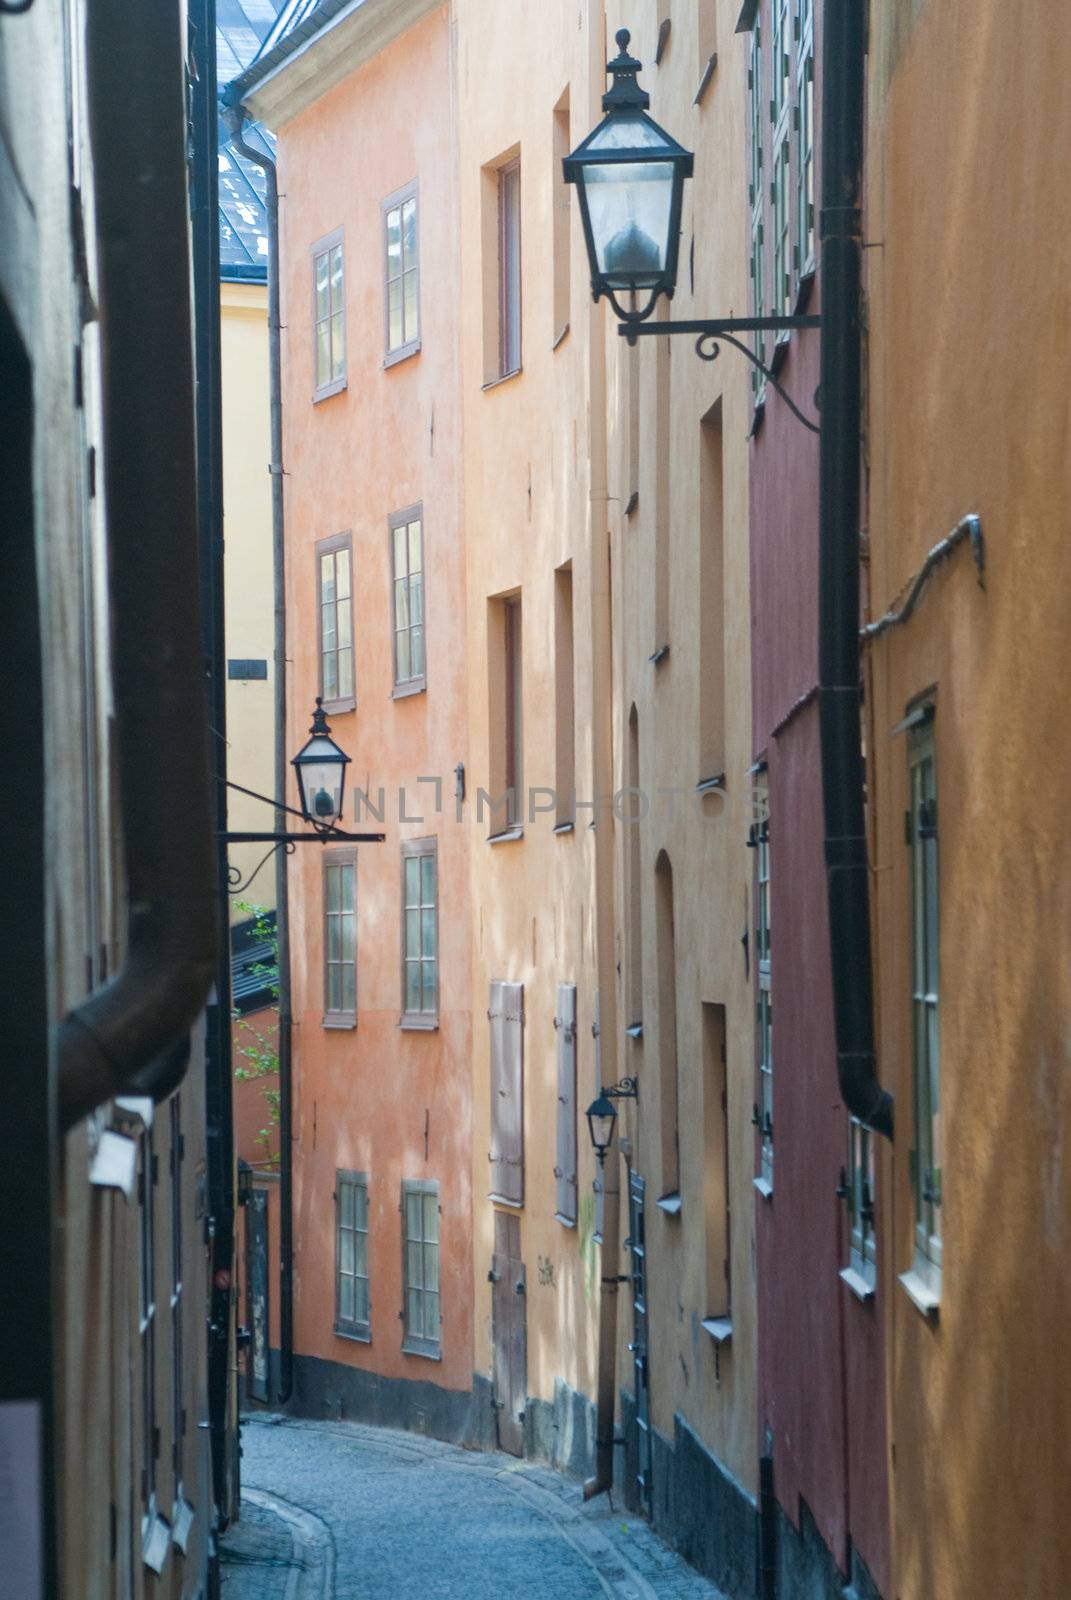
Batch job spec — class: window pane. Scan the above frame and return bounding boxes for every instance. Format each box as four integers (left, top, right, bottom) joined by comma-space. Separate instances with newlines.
354, 1183, 367, 1231
316, 320, 330, 387
402, 197, 417, 268
422, 961, 437, 1013
405, 909, 419, 958
330, 245, 344, 311
327, 963, 341, 1013
321, 552, 336, 603
406, 1288, 420, 1333
340, 1227, 355, 1274
315, 251, 329, 317
386, 206, 401, 278
337, 646, 353, 698
405, 960, 420, 1013
388, 278, 402, 351
341, 863, 355, 906
327, 914, 341, 961
323, 649, 338, 701
337, 601, 352, 649
331, 312, 345, 380
408, 522, 422, 574
340, 910, 356, 963
421, 853, 436, 904
322, 604, 337, 652
404, 856, 420, 905
339, 1272, 355, 1321
404, 268, 418, 342
423, 1291, 439, 1339
396, 628, 411, 683
394, 576, 410, 631
341, 961, 356, 1014
410, 624, 425, 680
393, 524, 408, 579
326, 866, 341, 911
410, 572, 424, 626
423, 1193, 438, 1242
421, 908, 436, 959
424, 1243, 439, 1294
353, 1275, 369, 1324
339, 1180, 354, 1227
335, 546, 350, 600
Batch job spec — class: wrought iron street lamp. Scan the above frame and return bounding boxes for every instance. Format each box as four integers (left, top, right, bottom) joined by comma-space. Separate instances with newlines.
585, 1078, 638, 1166
565, 28, 819, 430
563, 29, 693, 324
291, 697, 349, 829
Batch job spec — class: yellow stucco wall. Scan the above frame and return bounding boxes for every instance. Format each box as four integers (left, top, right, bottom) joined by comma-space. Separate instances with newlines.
866, 2, 1071, 1594
221, 279, 276, 918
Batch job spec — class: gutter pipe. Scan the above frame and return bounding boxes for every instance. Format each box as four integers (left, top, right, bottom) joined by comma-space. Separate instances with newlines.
56, 0, 217, 1130
817, 0, 893, 1139
221, 99, 294, 1402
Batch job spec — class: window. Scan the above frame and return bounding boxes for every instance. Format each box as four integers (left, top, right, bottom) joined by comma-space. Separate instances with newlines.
323, 849, 357, 1025
845, 1117, 877, 1295
554, 983, 578, 1225
312, 228, 346, 399
552, 95, 571, 344
487, 595, 524, 835
699, 402, 725, 787
138, 1128, 169, 1573
401, 1179, 440, 1357
169, 1096, 185, 1494
655, 851, 680, 1204
653, 337, 671, 657
317, 534, 354, 711
498, 159, 522, 377
390, 508, 425, 693
702, 1004, 732, 1353
335, 1171, 370, 1340
904, 711, 941, 1303
753, 778, 773, 1189
401, 837, 438, 1026
747, 20, 765, 394
489, 980, 525, 1206
769, 0, 792, 322
554, 564, 575, 828
795, 0, 816, 281
383, 183, 420, 363
696, 3, 718, 105
626, 706, 643, 1026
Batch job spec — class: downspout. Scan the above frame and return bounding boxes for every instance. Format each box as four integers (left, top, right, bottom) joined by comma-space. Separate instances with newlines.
56, 0, 216, 1129
584, 4, 623, 1503
221, 101, 294, 1401
816, 0, 892, 1140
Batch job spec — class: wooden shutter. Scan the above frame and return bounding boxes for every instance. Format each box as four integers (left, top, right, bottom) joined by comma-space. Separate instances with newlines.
554, 984, 578, 1224
489, 980, 524, 1205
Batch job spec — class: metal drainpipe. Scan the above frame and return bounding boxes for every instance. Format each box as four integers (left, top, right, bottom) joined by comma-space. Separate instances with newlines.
56, 0, 217, 1129
222, 104, 295, 1402
817, 0, 893, 1140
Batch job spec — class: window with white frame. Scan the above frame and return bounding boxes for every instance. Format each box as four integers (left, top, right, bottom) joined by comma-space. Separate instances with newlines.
323, 850, 357, 1024
335, 1171, 370, 1339
401, 837, 438, 1025
795, 0, 816, 282
169, 1096, 185, 1493
384, 183, 419, 361
390, 508, 425, 692
907, 712, 941, 1295
846, 1117, 877, 1292
401, 1179, 440, 1357
769, 0, 792, 320
747, 21, 765, 394
138, 1130, 157, 1524
753, 778, 773, 1187
317, 536, 354, 709
312, 229, 346, 398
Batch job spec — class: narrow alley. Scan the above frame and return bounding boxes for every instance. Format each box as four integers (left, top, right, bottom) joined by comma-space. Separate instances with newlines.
221, 1417, 724, 1600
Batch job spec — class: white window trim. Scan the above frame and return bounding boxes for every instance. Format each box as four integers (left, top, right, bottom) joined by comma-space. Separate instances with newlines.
401, 1178, 442, 1359
311, 226, 347, 401
335, 1170, 371, 1341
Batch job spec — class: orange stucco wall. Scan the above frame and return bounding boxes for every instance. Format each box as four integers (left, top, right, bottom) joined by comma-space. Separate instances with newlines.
276, 5, 473, 1397
867, 2, 1071, 1594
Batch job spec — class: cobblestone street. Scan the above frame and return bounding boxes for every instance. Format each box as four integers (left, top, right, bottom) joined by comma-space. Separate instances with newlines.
221, 1415, 726, 1600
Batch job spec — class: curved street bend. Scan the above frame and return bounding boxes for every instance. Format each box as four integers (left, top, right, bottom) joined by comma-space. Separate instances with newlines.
221, 1416, 725, 1600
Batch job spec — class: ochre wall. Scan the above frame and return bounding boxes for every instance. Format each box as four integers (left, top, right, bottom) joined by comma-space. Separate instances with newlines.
867, 2, 1071, 1594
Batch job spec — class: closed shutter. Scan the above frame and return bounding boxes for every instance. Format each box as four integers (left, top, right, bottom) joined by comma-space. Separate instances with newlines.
489, 980, 524, 1205
554, 983, 578, 1224
592, 988, 604, 1241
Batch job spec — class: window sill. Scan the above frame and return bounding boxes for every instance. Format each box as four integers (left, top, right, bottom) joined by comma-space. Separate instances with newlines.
552, 322, 570, 351
693, 52, 718, 106
656, 1191, 682, 1217
320, 695, 356, 716
481, 366, 523, 393
753, 1175, 774, 1201
553, 820, 575, 836
171, 1497, 195, 1555
323, 1013, 356, 1030
624, 490, 639, 517
142, 1512, 171, 1576
384, 340, 421, 370
401, 1338, 442, 1361
649, 643, 670, 666
840, 1265, 876, 1304
696, 773, 726, 795
701, 1316, 732, 1345
794, 265, 816, 314
399, 1014, 439, 1032
488, 826, 524, 845
488, 1192, 523, 1210
313, 377, 348, 404
626, 1020, 643, 1040
392, 678, 426, 700
554, 1212, 577, 1229
899, 1267, 940, 1322
334, 1322, 371, 1344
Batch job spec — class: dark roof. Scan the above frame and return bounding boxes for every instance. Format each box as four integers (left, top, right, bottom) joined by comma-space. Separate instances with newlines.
231, 910, 279, 1015
217, 0, 290, 280
226, 0, 354, 102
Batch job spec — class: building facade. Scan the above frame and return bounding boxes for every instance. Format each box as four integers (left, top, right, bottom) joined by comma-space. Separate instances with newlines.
865, 2, 1071, 1594
242, 0, 480, 1442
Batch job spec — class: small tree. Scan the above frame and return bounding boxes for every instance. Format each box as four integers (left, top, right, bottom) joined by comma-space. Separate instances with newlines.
233, 901, 280, 1166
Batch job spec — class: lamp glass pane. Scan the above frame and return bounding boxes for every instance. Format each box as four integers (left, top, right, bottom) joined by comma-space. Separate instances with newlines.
584, 160, 674, 287
589, 1110, 615, 1149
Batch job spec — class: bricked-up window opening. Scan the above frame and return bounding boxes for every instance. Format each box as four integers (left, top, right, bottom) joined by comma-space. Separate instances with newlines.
794, 0, 816, 283
402, 1179, 441, 1357
702, 1004, 731, 1330
489, 980, 525, 1206
390, 508, 425, 692
169, 1096, 184, 1493
401, 837, 438, 1025
626, 706, 643, 1027
697, 2, 717, 98
554, 983, 578, 1224
317, 535, 354, 710
847, 1118, 877, 1291
383, 182, 419, 360
747, 19, 766, 394
655, 851, 680, 1200
908, 713, 941, 1296
698, 402, 725, 785
323, 850, 357, 1024
552, 93, 571, 344
312, 228, 346, 397
754, 777, 773, 1187
138, 1130, 157, 1528
554, 564, 575, 827
335, 1171, 370, 1339
499, 159, 522, 377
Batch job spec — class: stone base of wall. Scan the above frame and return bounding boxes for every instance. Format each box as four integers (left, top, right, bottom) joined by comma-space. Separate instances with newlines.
523, 1376, 597, 1480
250, 1349, 496, 1453
774, 1495, 884, 1600
618, 1392, 760, 1600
